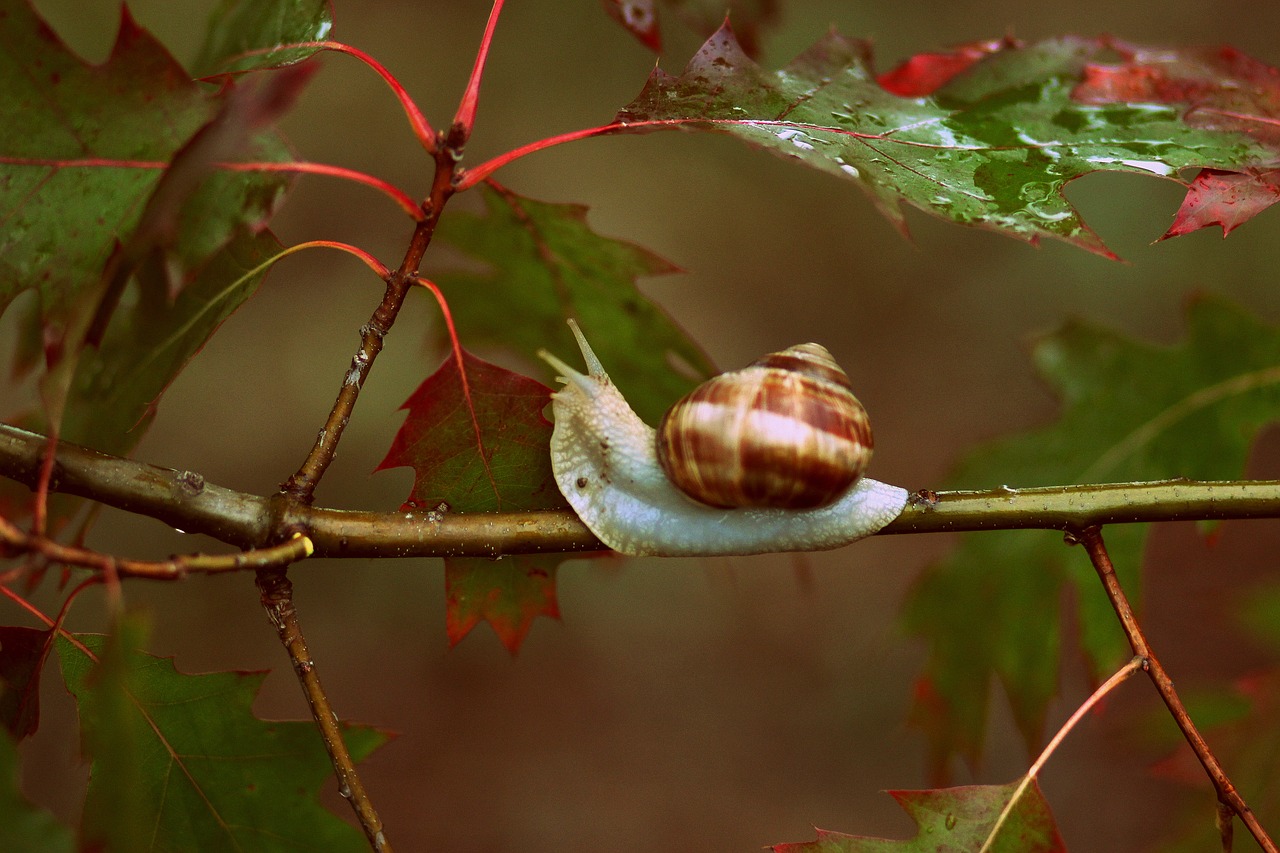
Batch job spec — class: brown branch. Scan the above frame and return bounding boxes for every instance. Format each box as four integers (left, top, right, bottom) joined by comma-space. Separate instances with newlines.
1074, 525, 1277, 853
280, 143, 459, 505
256, 565, 392, 852
267, 146, 468, 851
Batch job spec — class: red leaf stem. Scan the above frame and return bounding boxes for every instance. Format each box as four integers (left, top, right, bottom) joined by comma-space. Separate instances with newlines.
456, 122, 631, 189
451, 0, 507, 146
0, 586, 53, 628
223, 161, 423, 219
286, 240, 391, 278
0, 584, 96, 661
456, 112, 972, 190
237, 40, 437, 151
0, 154, 421, 220
410, 277, 493, 490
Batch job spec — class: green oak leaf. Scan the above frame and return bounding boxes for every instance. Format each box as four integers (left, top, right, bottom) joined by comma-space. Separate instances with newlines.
903, 297, 1280, 773
195, 0, 335, 76
0, 0, 290, 346
61, 229, 283, 457
432, 184, 715, 426
0, 730, 73, 853
58, 621, 388, 853
771, 780, 1065, 852
615, 25, 1275, 256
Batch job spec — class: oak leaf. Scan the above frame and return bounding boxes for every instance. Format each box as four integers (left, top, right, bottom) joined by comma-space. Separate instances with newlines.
771, 781, 1065, 852
378, 348, 574, 651
903, 297, 1280, 774
616, 25, 1280, 256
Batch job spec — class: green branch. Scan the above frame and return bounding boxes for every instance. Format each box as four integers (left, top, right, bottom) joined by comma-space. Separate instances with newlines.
3, 423, 1279, 563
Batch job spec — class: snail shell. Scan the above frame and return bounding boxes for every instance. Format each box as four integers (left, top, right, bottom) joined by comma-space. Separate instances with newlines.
655, 343, 872, 509
538, 321, 907, 557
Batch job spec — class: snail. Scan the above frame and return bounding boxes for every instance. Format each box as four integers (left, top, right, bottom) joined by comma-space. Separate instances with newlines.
538, 321, 908, 556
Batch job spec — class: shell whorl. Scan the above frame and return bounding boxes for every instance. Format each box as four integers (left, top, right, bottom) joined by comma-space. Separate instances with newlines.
655, 343, 872, 509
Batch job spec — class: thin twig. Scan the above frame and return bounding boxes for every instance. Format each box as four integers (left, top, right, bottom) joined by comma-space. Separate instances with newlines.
280, 135, 459, 506
0, 515, 313, 579
31, 429, 59, 536
1075, 525, 1277, 853
268, 123, 470, 852
980, 656, 1144, 853
256, 565, 391, 852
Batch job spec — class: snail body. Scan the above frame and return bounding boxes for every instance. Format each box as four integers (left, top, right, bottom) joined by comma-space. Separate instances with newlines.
538, 322, 907, 557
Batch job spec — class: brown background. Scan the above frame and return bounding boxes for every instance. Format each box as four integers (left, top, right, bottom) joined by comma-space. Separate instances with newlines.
11, 0, 1280, 850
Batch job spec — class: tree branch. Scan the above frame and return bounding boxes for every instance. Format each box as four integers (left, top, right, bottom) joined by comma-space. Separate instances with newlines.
280, 135, 458, 505
5, 424, 1280, 563
1075, 525, 1277, 853
256, 565, 391, 852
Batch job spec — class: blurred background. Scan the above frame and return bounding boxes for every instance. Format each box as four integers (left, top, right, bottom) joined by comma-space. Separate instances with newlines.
11, 0, 1280, 849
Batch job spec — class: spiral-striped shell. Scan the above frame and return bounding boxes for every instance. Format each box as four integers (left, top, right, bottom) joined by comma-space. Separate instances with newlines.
655, 343, 873, 509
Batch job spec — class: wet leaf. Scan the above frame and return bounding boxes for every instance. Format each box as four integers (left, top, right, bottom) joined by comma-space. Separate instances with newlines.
903, 297, 1280, 774
434, 185, 714, 426
0, 1, 291, 359
876, 37, 1014, 97
195, 0, 335, 76
771, 780, 1065, 852
616, 25, 1279, 256
1070, 40, 1280, 239
603, 0, 779, 57
1161, 167, 1280, 238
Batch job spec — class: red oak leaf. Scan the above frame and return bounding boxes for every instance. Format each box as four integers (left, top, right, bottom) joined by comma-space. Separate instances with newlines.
877, 36, 1016, 96
378, 348, 572, 651
445, 556, 561, 654
1074, 39, 1280, 237
0, 626, 53, 739
1161, 167, 1280, 238
377, 349, 562, 514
